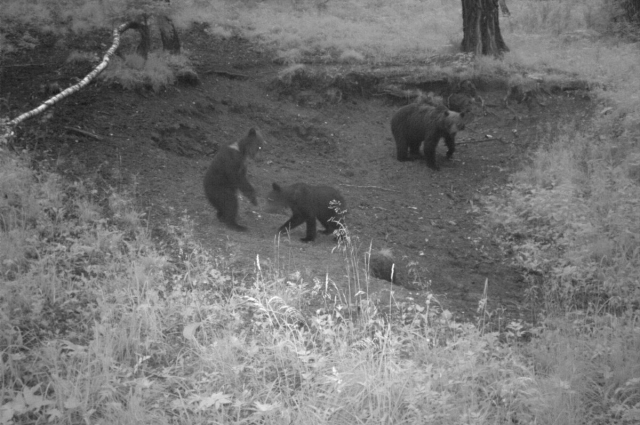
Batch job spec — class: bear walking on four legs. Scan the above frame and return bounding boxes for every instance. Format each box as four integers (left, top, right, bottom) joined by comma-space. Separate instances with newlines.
391, 103, 465, 170
266, 182, 347, 242
203, 127, 264, 231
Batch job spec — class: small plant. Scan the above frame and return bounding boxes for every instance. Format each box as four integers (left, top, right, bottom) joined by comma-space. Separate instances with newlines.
99, 51, 195, 92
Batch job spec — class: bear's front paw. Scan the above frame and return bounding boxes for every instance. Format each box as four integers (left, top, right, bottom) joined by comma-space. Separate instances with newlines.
300, 237, 315, 243
426, 162, 440, 171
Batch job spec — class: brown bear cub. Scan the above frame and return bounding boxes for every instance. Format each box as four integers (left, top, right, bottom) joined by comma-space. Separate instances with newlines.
391, 102, 465, 170
203, 127, 263, 231
266, 182, 347, 242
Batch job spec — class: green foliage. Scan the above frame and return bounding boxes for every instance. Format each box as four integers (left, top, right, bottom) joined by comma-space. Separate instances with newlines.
525, 314, 640, 424
505, 0, 613, 35
3, 1, 640, 424
483, 126, 640, 312
172, 0, 464, 63
0, 152, 171, 423
0, 0, 174, 33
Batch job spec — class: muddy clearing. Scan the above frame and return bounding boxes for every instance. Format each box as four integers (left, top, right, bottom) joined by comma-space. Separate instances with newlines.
2, 26, 594, 322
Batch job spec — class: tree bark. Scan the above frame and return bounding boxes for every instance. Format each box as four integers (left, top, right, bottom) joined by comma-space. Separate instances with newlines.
461, 0, 509, 56
158, 14, 181, 54
129, 17, 151, 59
498, 0, 510, 16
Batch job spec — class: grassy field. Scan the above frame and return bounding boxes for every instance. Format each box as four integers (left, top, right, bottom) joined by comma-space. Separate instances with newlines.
2, 0, 640, 423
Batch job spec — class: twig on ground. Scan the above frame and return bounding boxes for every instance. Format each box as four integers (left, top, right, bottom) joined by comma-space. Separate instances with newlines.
458, 137, 507, 145
204, 69, 250, 79
64, 126, 103, 141
339, 183, 397, 192
3, 63, 50, 68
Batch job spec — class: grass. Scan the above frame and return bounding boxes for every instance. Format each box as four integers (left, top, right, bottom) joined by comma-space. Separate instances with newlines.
0, 152, 541, 424
1, 150, 638, 423
98, 51, 194, 92
2, 0, 640, 423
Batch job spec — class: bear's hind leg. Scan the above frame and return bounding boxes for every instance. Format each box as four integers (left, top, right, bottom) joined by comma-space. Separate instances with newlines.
301, 218, 318, 242
320, 217, 341, 235
219, 190, 247, 231
395, 136, 410, 161
444, 134, 456, 160
424, 137, 441, 170
408, 140, 422, 160
278, 214, 306, 236
225, 221, 248, 232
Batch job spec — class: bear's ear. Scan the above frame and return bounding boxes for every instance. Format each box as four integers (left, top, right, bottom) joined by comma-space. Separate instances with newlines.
443, 110, 450, 117
272, 182, 281, 191
248, 128, 257, 136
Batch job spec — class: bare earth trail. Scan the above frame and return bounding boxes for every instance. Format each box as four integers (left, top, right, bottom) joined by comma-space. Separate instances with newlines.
2, 27, 594, 322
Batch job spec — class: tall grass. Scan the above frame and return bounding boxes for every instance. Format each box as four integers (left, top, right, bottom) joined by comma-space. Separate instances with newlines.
174, 0, 464, 62
0, 152, 547, 424
469, 4, 640, 424
2, 148, 638, 424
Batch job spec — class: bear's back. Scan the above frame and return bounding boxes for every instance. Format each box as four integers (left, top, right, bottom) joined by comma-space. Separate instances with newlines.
270, 183, 346, 219
306, 185, 347, 217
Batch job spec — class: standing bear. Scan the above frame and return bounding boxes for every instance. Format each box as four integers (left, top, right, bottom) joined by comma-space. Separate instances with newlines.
203, 127, 264, 231
391, 103, 465, 170
266, 182, 347, 242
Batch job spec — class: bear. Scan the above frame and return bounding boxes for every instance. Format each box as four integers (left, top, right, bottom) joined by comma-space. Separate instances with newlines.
266, 182, 347, 242
203, 127, 264, 231
390, 102, 465, 170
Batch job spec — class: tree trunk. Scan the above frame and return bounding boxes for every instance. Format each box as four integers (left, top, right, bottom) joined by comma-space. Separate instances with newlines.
498, 0, 510, 16
461, 0, 509, 56
129, 17, 151, 59
158, 14, 181, 54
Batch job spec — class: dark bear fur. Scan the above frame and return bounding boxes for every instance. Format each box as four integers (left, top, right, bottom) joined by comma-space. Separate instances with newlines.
266, 182, 347, 242
203, 127, 264, 231
390, 102, 465, 170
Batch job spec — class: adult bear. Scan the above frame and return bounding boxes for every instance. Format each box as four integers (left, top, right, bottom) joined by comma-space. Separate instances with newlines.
266, 182, 347, 242
203, 127, 264, 231
391, 103, 465, 170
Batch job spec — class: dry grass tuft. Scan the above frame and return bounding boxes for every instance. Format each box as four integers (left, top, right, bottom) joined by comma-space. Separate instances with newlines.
99, 52, 196, 92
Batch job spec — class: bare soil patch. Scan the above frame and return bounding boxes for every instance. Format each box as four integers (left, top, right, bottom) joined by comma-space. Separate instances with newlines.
2, 25, 595, 322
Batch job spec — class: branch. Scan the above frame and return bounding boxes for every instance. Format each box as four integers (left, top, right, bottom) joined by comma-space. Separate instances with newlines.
64, 126, 103, 141
458, 137, 507, 145
339, 183, 397, 192
1, 21, 137, 143
204, 69, 250, 80
3, 63, 50, 68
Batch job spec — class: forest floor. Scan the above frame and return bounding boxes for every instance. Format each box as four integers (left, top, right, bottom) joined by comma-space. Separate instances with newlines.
1, 25, 595, 323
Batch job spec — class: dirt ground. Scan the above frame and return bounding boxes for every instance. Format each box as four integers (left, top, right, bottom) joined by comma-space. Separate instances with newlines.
1, 25, 594, 322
